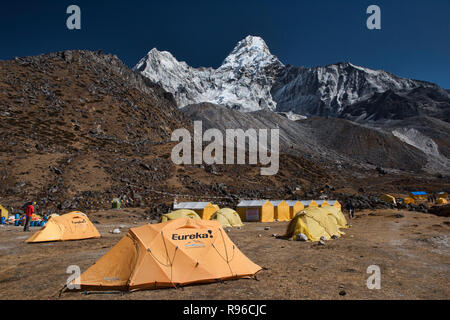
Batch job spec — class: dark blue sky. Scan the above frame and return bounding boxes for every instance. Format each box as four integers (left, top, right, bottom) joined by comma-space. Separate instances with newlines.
1, 0, 449, 88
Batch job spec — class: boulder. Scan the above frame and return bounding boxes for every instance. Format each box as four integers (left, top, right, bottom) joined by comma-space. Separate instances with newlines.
428, 205, 450, 217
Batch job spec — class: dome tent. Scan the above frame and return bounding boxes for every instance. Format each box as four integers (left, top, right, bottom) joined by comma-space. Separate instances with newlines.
285, 207, 345, 242
403, 197, 415, 205
160, 209, 201, 222
380, 194, 396, 204
210, 208, 244, 228
437, 192, 448, 199
173, 202, 218, 220
26, 212, 100, 243
71, 218, 261, 291
321, 205, 348, 229
111, 198, 121, 210
0, 204, 9, 219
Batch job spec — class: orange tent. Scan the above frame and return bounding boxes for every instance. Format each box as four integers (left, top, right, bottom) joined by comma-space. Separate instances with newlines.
26, 212, 100, 243
73, 218, 261, 291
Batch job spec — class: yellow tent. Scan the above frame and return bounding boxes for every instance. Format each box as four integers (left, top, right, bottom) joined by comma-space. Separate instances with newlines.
26, 212, 100, 243
437, 192, 448, 199
285, 200, 305, 219
321, 205, 348, 229
160, 209, 201, 222
409, 192, 427, 200
271, 200, 290, 221
72, 218, 261, 291
299, 200, 319, 208
403, 197, 415, 205
326, 200, 342, 209
315, 200, 330, 207
31, 214, 42, 220
285, 206, 344, 242
381, 194, 396, 205
0, 204, 9, 219
436, 198, 448, 205
236, 200, 274, 222
210, 208, 244, 228
173, 202, 218, 220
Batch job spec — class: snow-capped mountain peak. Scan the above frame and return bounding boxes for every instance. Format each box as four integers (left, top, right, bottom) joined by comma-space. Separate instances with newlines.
135, 35, 444, 117
236, 35, 270, 52
134, 36, 284, 111
221, 36, 274, 66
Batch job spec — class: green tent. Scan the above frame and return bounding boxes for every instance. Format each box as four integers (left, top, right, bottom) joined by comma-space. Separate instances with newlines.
210, 208, 244, 228
112, 198, 121, 210
160, 209, 201, 222
285, 206, 344, 242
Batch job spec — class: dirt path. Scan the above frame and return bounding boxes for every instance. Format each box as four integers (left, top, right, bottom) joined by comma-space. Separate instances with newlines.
0, 208, 448, 300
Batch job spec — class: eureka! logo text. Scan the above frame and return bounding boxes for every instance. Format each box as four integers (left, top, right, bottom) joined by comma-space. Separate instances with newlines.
171, 230, 213, 240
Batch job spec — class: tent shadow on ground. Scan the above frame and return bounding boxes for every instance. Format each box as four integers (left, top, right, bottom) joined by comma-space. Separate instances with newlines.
74, 276, 259, 296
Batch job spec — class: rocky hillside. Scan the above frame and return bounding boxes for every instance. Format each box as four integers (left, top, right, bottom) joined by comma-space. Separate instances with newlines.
0, 50, 191, 212
182, 103, 433, 173
0, 50, 187, 155
340, 87, 450, 123
382, 117, 450, 173
0, 51, 333, 214
385, 117, 450, 158
272, 63, 441, 117
181, 102, 449, 201
301, 117, 428, 171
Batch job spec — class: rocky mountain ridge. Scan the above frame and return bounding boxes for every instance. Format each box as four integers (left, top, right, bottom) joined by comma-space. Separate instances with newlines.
135, 36, 449, 122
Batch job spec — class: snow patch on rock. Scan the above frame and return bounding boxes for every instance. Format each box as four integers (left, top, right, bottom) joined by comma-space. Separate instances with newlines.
134, 36, 284, 112
392, 128, 440, 157
277, 111, 307, 121
392, 128, 450, 173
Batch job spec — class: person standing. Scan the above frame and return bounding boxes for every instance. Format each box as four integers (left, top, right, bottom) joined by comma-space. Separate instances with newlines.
346, 201, 355, 219
23, 202, 35, 232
